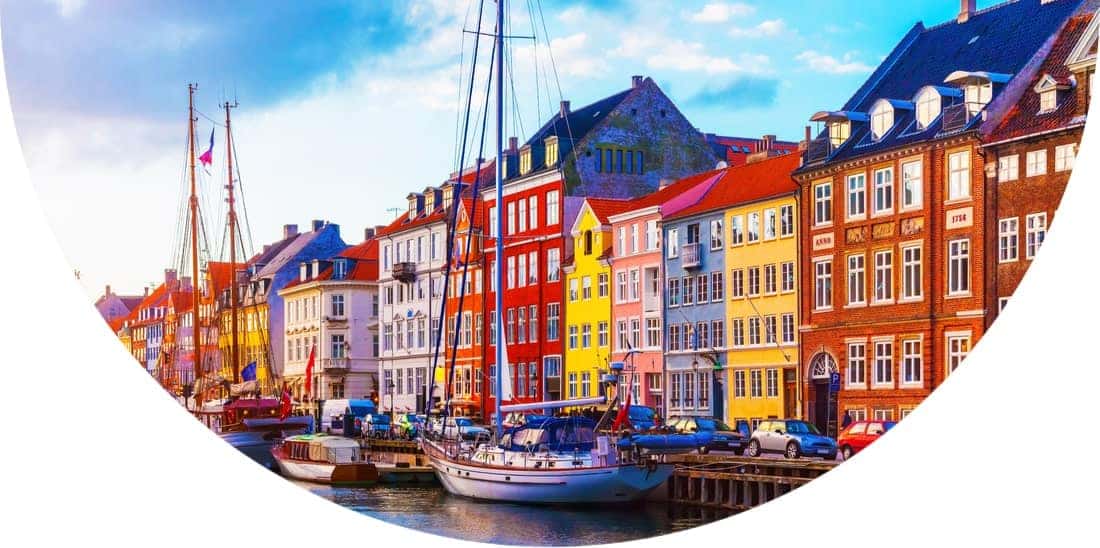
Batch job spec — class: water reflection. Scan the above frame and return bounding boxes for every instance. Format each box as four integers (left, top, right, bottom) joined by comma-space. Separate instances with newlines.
295, 482, 736, 546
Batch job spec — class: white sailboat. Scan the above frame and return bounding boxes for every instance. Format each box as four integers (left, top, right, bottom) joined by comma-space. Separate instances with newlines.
420, 0, 680, 504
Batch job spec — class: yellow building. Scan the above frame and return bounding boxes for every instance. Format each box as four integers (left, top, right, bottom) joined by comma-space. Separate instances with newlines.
562, 198, 630, 406
723, 155, 802, 429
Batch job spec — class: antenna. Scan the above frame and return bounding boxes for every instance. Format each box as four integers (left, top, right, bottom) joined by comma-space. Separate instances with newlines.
386, 207, 402, 219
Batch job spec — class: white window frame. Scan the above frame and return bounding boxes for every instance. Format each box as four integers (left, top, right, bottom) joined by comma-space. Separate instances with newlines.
901, 160, 923, 210
814, 182, 833, 226
814, 258, 832, 310
998, 154, 1019, 182
999, 218, 1019, 263
1054, 144, 1076, 172
847, 342, 866, 388
846, 173, 867, 220
901, 338, 922, 387
1026, 149, 1048, 177
948, 151, 971, 201
947, 239, 971, 296
873, 249, 893, 303
847, 254, 866, 306
1026, 213, 1047, 259
901, 244, 923, 301
873, 167, 894, 216
872, 339, 894, 388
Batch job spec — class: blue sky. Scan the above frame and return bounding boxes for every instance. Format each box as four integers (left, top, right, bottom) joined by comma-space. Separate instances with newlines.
1, 0, 988, 296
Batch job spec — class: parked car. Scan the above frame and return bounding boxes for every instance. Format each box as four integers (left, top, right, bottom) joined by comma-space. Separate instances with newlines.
395, 413, 424, 439
667, 416, 747, 455
747, 420, 837, 460
837, 420, 896, 459
439, 417, 491, 441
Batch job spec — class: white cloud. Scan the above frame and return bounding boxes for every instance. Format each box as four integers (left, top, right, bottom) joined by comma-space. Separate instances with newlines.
44, 0, 85, 18
796, 50, 873, 74
685, 3, 755, 24
646, 41, 769, 75
729, 19, 788, 38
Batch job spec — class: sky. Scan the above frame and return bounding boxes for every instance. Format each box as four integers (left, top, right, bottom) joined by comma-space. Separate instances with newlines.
0, 0, 987, 298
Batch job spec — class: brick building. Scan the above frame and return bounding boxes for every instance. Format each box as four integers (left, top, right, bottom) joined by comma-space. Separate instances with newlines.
794, 0, 1082, 436
983, 5, 1096, 318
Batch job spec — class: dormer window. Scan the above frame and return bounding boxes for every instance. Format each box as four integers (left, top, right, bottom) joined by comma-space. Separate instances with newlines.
545, 136, 559, 167
915, 87, 942, 130
424, 189, 436, 213
944, 71, 1011, 116
964, 82, 992, 115
829, 121, 850, 147
870, 102, 893, 141
1033, 74, 1072, 114
333, 259, 348, 280
408, 198, 418, 217
519, 145, 532, 175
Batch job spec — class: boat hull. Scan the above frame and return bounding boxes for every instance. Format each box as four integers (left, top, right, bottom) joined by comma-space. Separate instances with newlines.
272, 450, 378, 486
426, 448, 672, 504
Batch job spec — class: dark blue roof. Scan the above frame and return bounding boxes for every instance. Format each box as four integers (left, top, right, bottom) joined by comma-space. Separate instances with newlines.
808, 0, 1082, 166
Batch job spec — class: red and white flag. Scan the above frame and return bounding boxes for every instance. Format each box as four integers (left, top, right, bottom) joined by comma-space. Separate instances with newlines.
303, 344, 316, 400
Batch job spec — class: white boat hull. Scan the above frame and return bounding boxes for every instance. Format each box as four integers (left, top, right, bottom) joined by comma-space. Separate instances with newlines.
427, 452, 673, 504
276, 458, 338, 483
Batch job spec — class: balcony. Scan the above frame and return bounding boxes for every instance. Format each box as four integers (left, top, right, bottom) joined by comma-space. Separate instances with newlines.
681, 243, 702, 269
321, 357, 349, 372
941, 102, 983, 133
804, 137, 833, 164
392, 262, 417, 282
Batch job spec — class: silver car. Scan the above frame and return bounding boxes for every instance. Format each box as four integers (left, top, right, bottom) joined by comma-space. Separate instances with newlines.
746, 419, 838, 460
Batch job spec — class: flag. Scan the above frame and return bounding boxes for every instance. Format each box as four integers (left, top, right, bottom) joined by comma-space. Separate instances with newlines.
198, 126, 214, 174
498, 309, 514, 402
241, 361, 257, 382
612, 385, 633, 431
279, 383, 292, 421
303, 344, 316, 399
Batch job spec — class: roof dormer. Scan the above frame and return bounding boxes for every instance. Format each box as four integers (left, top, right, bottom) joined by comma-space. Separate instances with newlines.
423, 186, 437, 213
544, 135, 559, 168
912, 86, 961, 130
1033, 73, 1073, 114
944, 71, 1011, 115
810, 111, 867, 148
519, 144, 533, 176
406, 193, 424, 218
868, 99, 914, 141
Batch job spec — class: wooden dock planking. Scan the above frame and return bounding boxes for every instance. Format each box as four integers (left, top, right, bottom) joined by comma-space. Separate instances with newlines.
663, 454, 837, 510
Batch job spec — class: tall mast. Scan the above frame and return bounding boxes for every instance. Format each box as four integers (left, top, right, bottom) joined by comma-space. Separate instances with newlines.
493, 0, 505, 435
188, 83, 202, 401
225, 100, 241, 385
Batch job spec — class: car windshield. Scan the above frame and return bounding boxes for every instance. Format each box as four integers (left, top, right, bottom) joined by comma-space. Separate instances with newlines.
455, 418, 472, 427
786, 421, 821, 434
696, 418, 732, 431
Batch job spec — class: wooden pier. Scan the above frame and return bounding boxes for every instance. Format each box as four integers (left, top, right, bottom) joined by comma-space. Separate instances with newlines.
658, 454, 838, 510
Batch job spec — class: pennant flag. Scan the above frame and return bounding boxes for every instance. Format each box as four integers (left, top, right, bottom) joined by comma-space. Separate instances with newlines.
198, 126, 214, 174
241, 361, 257, 382
279, 383, 292, 421
303, 344, 316, 399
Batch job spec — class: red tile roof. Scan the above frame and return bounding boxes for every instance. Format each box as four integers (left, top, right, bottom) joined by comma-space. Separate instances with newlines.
130, 283, 169, 326
986, 12, 1095, 144
621, 167, 729, 213
584, 197, 634, 225
666, 153, 801, 221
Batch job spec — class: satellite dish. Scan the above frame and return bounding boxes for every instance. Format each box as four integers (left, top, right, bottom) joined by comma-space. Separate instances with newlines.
716, 161, 729, 169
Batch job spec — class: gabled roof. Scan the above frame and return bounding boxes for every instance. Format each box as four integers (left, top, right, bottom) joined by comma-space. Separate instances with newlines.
666, 153, 801, 222
806, 0, 1083, 166
130, 283, 169, 326
255, 227, 327, 279
281, 239, 380, 290
585, 197, 634, 225
986, 8, 1096, 143
610, 167, 727, 219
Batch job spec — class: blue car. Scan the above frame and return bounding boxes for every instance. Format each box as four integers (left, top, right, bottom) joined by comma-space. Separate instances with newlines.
747, 419, 837, 460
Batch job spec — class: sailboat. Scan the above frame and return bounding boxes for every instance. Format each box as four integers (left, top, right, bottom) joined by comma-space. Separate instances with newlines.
419, 0, 692, 504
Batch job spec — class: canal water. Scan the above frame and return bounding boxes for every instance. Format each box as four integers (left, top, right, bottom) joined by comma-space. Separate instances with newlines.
294, 482, 736, 546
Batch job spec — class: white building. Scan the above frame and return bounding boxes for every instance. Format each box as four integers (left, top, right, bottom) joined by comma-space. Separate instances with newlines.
278, 235, 381, 402
377, 185, 455, 414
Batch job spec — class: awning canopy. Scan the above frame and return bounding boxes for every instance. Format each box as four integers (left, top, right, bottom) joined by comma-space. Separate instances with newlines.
944, 70, 1012, 85
810, 110, 869, 123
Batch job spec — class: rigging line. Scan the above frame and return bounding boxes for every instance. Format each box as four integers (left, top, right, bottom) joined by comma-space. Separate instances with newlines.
452, 0, 475, 174
525, 0, 542, 128
229, 131, 258, 261
194, 109, 226, 128
534, 0, 577, 166
427, 0, 489, 419
505, 4, 525, 143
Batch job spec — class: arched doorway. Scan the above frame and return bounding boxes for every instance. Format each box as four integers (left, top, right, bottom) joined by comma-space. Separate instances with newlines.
808, 352, 838, 436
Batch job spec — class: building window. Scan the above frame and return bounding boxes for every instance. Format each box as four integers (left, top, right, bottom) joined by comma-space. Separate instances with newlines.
506, 309, 515, 344
901, 160, 923, 210
646, 318, 661, 348
631, 224, 639, 253
847, 342, 866, 387
948, 239, 970, 296
711, 271, 724, 302
684, 374, 695, 407
567, 372, 577, 399
748, 212, 760, 242
730, 269, 744, 299
598, 273, 609, 298
902, 339, 922, 386
764, 209, 777, 240
734, 370, 746, 398
1055, 144, 1076, 172
870, 101, 893, 140
749, 370, 763, 398
582, 276, 592, 300
780, 205, 794, 237
766, 369, 779, 398
946, 334, 970, 375
1026, 213, 1046, 259
847, 173, 866, 220
712, 319, 725, 348
547, 248, 560, 282
815, 259, 832, 310
731, 319, 744, 347
517, 308, 526, 343
645, 220, 659, 251
873, 408, 895, 421
874, 250, 893, 303
948, 151, 971, 201
847, 254, 866, 305
581, 323, 592, 349
708, 220, 726, 250
764, 264, 777, 295
546, 190, 560, 226
748, 318, 761, 346
567, 325, 578, 350
667, 277, 681, 307
780, 262, 795, 293
1039, 89, 1057, 113
902, 245, 922, 300
873, 168, 893, 215
683, 276, 695, 305
631, 270, 642, 302
999, 218, 1019, 263
667, 228, 679, 259
998, 155, 1019, 182
814, 182, 833, 225
764, 315, 777, 345
547, 303, 559, 341
730, 215, 744, 245
529, 305, 538, 342
873, 340, 893, 386
781, 314, 795, 344
668, 324, 681, 352
330, 294, 345, 317
747, 267, 760, 297
915, 87, 941, 129
1026, 150, 1047, 177
828, 121, 850, 147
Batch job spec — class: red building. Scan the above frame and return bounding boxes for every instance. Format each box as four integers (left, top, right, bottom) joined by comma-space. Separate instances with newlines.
794, 0, 1082, 436
705, 134, 800, 167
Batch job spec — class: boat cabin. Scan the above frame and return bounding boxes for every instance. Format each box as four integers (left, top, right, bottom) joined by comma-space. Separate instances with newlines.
283, 435, 363, 464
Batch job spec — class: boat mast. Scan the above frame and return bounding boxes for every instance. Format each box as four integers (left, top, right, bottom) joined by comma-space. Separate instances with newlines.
188, 83, 202, 405
225, 100, 241, 385
493, 0, 505, 435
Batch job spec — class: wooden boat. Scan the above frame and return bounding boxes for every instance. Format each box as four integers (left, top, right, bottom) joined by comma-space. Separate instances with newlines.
271, 434, 378, 486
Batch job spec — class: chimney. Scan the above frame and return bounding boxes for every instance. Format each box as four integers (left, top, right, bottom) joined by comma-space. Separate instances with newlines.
365, 227, 376, 240
311, 219, 325, 232
508, 137, 518, 152
144, 286, 150, 298
958, 0, 976, 23
560, 100, 571, 119
631, 75, 644, 89
104, 284, 112, 297
746, 135, 781, 165
374, 225, 386, 236
164, 268, 178, 286
800, 125, 812, 151
283, 224, 299, 239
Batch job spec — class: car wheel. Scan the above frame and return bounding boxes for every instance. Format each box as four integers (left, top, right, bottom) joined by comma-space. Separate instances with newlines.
697, 446, 710, 455
732, 448, 745, 456
841, 445, 853, 460
747, 439, 761, 458
784, 441, 801, 459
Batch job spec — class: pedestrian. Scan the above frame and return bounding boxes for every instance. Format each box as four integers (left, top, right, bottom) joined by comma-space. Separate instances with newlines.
841, 411, 853, 429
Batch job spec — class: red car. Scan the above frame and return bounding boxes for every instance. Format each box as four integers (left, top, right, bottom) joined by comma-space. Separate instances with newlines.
837, 420, 896, 460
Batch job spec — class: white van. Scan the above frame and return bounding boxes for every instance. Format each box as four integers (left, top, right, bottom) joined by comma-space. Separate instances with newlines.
321, 399, 377, 435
